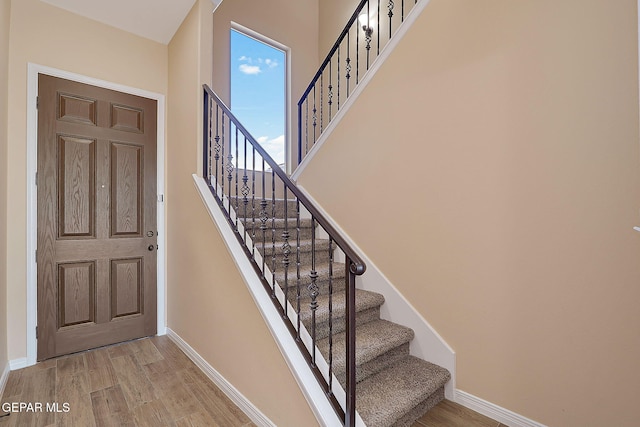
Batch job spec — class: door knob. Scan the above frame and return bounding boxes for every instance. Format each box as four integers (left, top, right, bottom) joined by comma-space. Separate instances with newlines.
148, 245, 155, 251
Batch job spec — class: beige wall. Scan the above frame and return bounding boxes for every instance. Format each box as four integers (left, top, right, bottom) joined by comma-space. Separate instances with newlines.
0, 0, 10, 373
299, 0, 640, 426
166, 2, 317, 425
6, 0, 168, 360
212, 0, 319, 169
319, 0, 359, 56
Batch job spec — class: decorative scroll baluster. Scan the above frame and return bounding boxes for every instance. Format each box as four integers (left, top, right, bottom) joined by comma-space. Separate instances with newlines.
271, 169, 276, 298
312, 87, 317, 145
206, 97, 212, 183
388, 0, 394, 38
251, 145, 256, 256
328, 60, 333, 121
227, 131, 233, 214
346, 33, 351, 96
214, 106, 221, 189
282, 186, 291, 317
260, 160, 267, 273
242, 136, 249, 243
364, 3, 372, 69
309, 217, 319, 365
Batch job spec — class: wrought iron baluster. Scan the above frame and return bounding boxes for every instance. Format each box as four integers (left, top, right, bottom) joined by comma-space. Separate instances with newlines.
345, 257, 357, 427
388, 0, 394, 39
271, 169, 276, 298
227, 121, 233, 214
305, 100, 309, 158
337, 47, 341, 111
365, 2, 371, 69
260, 159, 267, 274
312, 86, 317, 147
402, 0, 405, 22
377, 0, 381, 55
309, 217, 319, 366
251, 145, 256, 256
235, 126, 239, 227
242, 136, 249, 244
328, 237, 334, 395
214, 105, 221, 190
356, 19, 360, 84
320, 73, 323, 133
328, 60, 333, 121
282, 185, 291, 318
346, 32, 351, 96
220, 112, 225, 199
295, 199, 301, 340
206, 96, 212, 184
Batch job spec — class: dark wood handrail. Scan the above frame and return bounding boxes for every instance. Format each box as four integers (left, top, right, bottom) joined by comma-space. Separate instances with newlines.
204, 84, 366, 276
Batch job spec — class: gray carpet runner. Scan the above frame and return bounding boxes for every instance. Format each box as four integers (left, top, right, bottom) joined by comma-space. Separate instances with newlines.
239, 198, 450, 426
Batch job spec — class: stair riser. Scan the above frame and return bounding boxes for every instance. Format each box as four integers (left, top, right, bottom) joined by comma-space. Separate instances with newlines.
392, 386, 445, 427
303, 306, 380, 341
333, 342, 411, 386
257, 248, 332, 267
243, 226, 315, 242
280, 279, 347, 306
231, 198, 298, 218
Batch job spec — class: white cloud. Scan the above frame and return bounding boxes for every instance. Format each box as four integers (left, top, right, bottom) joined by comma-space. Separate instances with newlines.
239, 64, 262, 75
265, 58, 279, 68
257, 136, 269, 143
238, 55, 251, 62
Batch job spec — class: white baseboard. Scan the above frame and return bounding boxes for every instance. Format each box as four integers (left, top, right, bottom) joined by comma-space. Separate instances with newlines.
455, 390, 547, 427
165, 328, 276, 427
0, 362, 9, 398
9, 358, 27, 371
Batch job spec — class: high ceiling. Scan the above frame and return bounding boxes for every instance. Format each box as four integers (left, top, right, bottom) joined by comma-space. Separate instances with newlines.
40, 0, 198, 44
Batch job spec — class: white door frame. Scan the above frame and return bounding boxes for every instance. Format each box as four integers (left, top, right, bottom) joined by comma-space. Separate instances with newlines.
24, 63, 167, 367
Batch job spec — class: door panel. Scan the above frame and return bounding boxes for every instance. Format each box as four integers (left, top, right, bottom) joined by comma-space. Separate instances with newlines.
37, 74, 157, 360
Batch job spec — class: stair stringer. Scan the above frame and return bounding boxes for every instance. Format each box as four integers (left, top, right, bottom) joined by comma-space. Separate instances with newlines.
296, 183, 456, 400
193, 174, 367, 427
292, 0, 433, 181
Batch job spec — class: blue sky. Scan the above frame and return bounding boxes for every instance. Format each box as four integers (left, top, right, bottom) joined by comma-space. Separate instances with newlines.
230, 29, 286, 167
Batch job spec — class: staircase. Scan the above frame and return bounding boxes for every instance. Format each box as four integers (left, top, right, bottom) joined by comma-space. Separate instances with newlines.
243, 198, 450, 426
201, 1, 452, 425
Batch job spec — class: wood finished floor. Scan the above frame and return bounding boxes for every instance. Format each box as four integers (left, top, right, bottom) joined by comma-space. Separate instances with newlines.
0, 336, 254, 427
0, 336, 504, 427
412, 400, 506, 427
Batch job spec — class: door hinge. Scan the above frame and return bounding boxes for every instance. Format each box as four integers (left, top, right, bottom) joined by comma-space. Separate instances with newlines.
35, 171, 38, 186
35, 249, 37, 263
36, 326, 38, 339
36, 96, 39, 109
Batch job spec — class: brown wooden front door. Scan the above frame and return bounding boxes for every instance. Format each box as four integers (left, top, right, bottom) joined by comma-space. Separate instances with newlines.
37, 74, 158, 360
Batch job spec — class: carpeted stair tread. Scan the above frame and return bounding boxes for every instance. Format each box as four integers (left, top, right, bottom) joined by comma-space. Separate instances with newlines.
356, 356, 451, 427
298, 289, 385, 325
317, 320, 414, 371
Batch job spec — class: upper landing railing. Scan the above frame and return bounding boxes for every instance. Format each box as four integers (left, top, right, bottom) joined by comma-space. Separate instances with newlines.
298, 0, 420, 164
